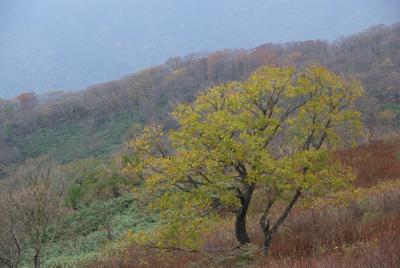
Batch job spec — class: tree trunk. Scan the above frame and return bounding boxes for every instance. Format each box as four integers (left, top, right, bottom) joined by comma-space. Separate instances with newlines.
235, 183, 255, 245
34, 254, 40, 268
262, 230, 274, 256
260, 188, 301, 255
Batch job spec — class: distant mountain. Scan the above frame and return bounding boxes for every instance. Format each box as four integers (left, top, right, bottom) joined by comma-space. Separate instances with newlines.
0, 0, 399, 98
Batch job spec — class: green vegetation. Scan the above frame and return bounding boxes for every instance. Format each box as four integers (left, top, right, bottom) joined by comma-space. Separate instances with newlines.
45, 194, 158, 268
14, 112, 138, 163
384, 103, 400, 115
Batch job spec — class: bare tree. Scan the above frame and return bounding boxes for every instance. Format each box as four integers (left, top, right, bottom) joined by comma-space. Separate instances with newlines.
0, 156, 65, 268
0, 191, 23, 268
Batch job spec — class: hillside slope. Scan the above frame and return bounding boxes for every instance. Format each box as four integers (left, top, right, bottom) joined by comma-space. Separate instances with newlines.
0, 23, 399, 176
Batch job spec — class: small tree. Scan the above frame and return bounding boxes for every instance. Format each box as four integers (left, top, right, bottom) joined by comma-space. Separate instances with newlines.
124, 65, 363, 253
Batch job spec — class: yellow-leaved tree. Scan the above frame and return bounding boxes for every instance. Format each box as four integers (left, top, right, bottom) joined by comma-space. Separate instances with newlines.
123, 65, 364, 255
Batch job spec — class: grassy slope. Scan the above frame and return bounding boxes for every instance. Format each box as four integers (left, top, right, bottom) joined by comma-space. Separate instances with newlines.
14, 112, 138, 163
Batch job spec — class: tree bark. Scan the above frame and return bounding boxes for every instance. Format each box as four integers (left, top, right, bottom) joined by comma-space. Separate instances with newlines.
235, 183, 255, 245
260, 188, 301, 255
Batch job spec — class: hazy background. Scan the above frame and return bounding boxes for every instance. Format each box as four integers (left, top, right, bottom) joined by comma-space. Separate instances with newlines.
1, 0, 399, 99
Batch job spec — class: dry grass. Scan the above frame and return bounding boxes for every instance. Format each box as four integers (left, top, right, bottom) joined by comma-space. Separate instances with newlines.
87, 248, 213, 268
336, 135, 400, 187
264, 187, 400, 258
260, 218, 400, 268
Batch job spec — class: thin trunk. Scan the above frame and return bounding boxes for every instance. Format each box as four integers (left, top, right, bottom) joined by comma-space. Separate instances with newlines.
106, 223, 113, 240
235, 183, 255, 245
260, 188, 301, 255
34, 253, 40, 268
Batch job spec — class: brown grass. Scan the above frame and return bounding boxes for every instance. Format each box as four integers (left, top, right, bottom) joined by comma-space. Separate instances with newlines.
87, 248, 213, 268
336, 135, 400, 187
260, 217, 400, 268
265, 187, 400, 258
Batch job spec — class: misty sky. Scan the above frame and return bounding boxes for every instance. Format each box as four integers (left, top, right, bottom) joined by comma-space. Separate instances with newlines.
0, 0, 399, 99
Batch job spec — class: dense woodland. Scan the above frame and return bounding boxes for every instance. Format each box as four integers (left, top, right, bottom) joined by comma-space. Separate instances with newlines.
0, 23, 400, 268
